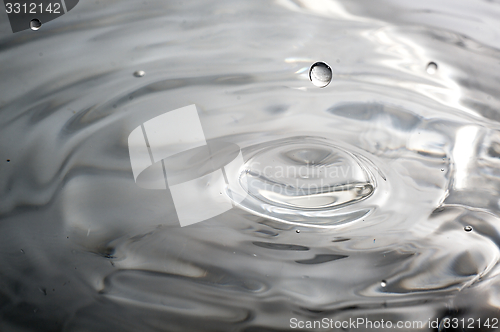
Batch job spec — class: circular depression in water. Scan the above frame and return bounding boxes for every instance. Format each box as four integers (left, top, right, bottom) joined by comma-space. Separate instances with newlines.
226, 138, 384, 227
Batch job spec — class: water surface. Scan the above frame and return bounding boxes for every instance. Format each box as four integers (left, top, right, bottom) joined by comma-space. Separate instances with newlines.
1, 0, 500, 331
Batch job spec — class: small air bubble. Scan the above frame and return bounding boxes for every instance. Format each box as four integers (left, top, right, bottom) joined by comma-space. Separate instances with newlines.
309, 62, 332, 88
381, 280, 387, 287
426, 62, 438, 75
296, 229, 301, 233
30, 19, 42, 31
133, 70, 145, 77
464, 225, 473, 232
441, 169, 444, 172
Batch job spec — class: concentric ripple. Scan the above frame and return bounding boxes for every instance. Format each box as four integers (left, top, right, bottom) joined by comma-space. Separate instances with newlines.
241, 140, 375, 210
225, 137, 384, 227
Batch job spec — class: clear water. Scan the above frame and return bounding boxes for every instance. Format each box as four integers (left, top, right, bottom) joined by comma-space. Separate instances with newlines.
1, 0, 500, 331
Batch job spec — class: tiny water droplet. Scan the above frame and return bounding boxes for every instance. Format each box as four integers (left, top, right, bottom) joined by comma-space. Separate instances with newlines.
426, 62, 438, 74
133, 70, 145, 77
441, 168, 444, 172
30, 19, 42, 31
381, 280, 387, 287
464, 225, 473, 232
296, 229, 300, 233
309, 62, 332, 88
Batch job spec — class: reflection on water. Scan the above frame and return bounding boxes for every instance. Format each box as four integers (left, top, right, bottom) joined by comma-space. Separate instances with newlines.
1, 0, 500, 331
